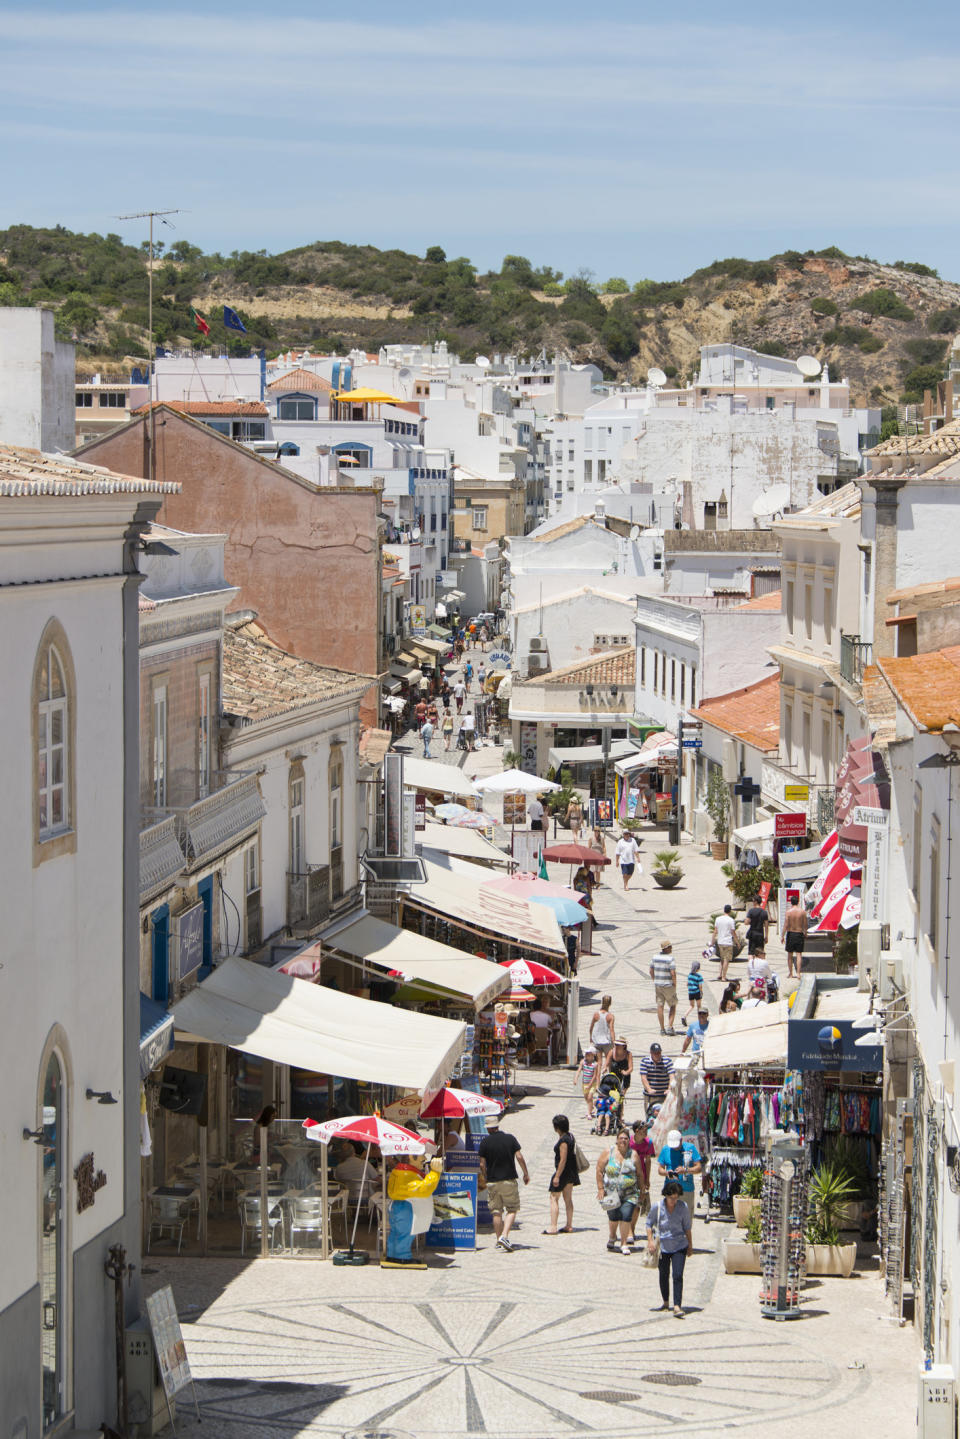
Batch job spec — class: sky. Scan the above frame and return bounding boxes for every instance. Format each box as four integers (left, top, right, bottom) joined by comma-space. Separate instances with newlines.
2, 0, 959, 283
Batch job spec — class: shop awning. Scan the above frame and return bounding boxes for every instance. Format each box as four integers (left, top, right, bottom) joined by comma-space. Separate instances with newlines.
406, 859, 565, 956
402, 756, 478, 799
140, 992, 174, 1079
702, 1000, 790, 1071
419, 819, 511, 866
315, 914, 510, 1009
171, 957, 465, 1100
549, 739, 640, 769
779, 844, 825, 884
389, 663, 422, 682
427, 624, 450, 639
409, 636, 449, 658
732, 817, 776, 857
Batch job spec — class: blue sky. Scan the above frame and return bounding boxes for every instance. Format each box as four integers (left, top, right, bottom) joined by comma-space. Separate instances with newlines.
2, 0, 958, 282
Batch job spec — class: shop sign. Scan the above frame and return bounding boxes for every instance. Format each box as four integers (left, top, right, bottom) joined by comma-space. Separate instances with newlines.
502, 791, 526, 826
425, 1169, 478, 1250
145, 1286, 195, 1404
74, 1152, 107, 1213
512, 830, 540, 873
488, 650, 511, 671
787, 1018, 882, 1073
784, 784, 809, 802
758, 881, 773, 907
409, 605, 427, 637
774, 812, 807, 839
590, 797, 614, 828
861, 821, 889, 924
177, 903, 204, 980
852, 806, 887, 827
519, 722, 538, 775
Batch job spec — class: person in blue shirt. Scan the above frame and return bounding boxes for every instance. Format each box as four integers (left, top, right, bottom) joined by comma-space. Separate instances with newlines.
656, 1127, 702, 1198
681, 1007, 710, 1056
684, 959, 703, 1023
647, 1180, 693, 1316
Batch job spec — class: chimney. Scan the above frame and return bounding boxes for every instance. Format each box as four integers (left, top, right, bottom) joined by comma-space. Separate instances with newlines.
869, 476, 907, 660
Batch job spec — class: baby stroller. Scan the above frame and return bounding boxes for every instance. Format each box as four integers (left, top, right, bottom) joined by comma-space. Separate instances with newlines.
593, 1073, 624, 1137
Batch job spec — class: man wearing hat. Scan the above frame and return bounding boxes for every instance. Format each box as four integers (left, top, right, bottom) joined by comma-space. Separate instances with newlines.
681, 1007, 710, 1056
639, 1041, 674, 1119
656, 1128, 702, 1202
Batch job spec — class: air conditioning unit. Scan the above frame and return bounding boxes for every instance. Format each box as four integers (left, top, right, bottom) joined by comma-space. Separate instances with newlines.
529, 636, 547, 653
527, 654, 548, 673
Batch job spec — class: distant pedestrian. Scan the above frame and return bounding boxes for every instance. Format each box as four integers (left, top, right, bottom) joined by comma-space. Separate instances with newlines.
565, 795, 584, 840
649, 941, 678, 1036
589, 995, 616, 1058
647, 1181, 693, 1317
629, 1119, 655, 1221
781, 897, 809, 979
713, 904, 737, 981
453, 679, 466, 714
415, 699, 427, 729
685, 957, 703, 1022
681, 1008, 710, 1056
442, 713, 454, 751
544, 1114, 578, 1234
477, 664, 487, 689
596, 1130, 639, 1255
605, 1037, 633, 1094
420, 720, 434, 758
720, 979, 742, 1012
464, 660, 473, 687
528, 794, 545, 831
745, 900, 769, 956
461, 712, 475, 751
576, 1048, 600, 1118
478, 1116, 529, 1252
615, 831, 642, 891
640, 1042, 674, 1118
746, 950, 773, 995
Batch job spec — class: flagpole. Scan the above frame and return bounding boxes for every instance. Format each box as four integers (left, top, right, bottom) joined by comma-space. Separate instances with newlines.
117, 207, 182, 485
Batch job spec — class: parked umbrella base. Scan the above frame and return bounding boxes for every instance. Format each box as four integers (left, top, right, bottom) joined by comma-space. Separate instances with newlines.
380, 1258, 427, 1269
333, 1250, 370, 1266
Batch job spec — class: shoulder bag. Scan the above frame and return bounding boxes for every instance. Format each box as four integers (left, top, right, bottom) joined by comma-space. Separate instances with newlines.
641, 1202, 660, 1268
574, 1140, 590, 1174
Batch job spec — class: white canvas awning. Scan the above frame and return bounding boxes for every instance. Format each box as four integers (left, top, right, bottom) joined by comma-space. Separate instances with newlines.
171, 957, 465, 1098
701, 999, 790, 1071
402, 756, 478, 799
317, 914, 510, 1009
549, 739, 639, 768
405, 859, 565, 956
732, 817, 776, 856
419, 819, 510, 866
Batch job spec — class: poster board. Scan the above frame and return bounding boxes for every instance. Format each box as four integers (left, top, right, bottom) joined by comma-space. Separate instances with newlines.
425, 1169, 479, 1249
511, 830, 541, 874
502, 791, 526, 826
145, 1286, 193, 1401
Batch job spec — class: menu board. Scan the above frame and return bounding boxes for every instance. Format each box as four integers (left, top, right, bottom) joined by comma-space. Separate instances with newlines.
425, 1169, 478, 1250
145, 1286, 193, 1401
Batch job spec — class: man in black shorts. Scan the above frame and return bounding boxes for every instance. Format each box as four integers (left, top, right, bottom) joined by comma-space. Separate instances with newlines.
745, 901, 769, 956
781, 898, 808, 979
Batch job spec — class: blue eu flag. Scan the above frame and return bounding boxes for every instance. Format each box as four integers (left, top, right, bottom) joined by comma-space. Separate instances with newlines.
223, 306, 247, 333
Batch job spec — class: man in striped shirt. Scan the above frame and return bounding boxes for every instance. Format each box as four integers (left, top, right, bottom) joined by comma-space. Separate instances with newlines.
649, 941, 678, 1036
640, 1043, 675, 1118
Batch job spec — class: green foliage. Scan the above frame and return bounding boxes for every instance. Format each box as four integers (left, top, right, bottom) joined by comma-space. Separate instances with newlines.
600, 301, 640, 362
902, 363, 944, 400
741, 1166, 764, 1199
652, 849, 682, 875
662, 364, 678, 379
600, 276, 629, 294
927, 307, 960, 335
545, 779, 580, 815
880, 417, 900, 441
754, 339, 786, 357
810, 297, 839, 316
806, 1160, 857, 1246
893, 259, 938, 278
424, 245, 446, 264
851, 287, 915, 321
502, 749, 522, 770
727, 857, 779, 906
705, 768, 729, 843
904, 337, 948, 367
859, 334, 885, 353
745, 1207, 763, 1244
822, 323, 885, 354
691, 257, 777, 285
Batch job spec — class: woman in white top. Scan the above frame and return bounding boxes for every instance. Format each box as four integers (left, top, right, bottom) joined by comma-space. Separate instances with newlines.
589, 994, 616, 1058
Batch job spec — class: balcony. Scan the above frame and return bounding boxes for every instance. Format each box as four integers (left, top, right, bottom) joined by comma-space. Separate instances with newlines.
140, 815, 186, 903
840, 634, 872, 687
287, 865, 331, 931
142, 770, 265, 872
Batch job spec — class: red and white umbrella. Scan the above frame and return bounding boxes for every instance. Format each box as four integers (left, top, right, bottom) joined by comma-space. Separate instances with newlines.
499, 958, 565, 987
302, 1113, 427, 1155
813, 887, 861, 933
420, 1087, 504, 1120
809, 852, 850, 907
812, 872, 851, 921
819, 828, 839, 858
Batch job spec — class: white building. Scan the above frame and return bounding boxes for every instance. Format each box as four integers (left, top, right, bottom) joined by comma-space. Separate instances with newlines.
0, 444, 172, 1435
505, 510, 663, 615
662, 527, 781, 599
0, 308, 75, 452
510, 586, 638, 680
509, 647, 636, 778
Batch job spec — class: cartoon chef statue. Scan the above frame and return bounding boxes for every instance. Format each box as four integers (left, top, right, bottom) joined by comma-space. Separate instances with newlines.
386, 1151, 442, 1265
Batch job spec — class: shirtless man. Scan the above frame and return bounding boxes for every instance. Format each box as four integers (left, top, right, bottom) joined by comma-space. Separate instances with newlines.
781, 898, 808, 979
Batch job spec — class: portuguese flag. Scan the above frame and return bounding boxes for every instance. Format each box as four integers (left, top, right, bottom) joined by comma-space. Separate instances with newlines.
192, 309, 210, 337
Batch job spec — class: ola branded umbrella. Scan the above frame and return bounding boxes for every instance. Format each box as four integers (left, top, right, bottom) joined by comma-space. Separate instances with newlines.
303, 1113, 430, 1260
420, 1088, 504, 1119
499, 958, 565, 986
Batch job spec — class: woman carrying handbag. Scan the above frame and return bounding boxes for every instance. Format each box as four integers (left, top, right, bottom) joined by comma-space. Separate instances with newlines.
646, 1180, 693, 1317
596, 1130, 638, 1255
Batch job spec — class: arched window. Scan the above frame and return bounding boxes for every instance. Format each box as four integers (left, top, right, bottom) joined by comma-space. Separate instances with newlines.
33, 621, 77, 862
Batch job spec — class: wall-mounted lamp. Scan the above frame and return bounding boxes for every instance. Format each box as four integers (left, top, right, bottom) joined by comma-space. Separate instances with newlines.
585, 684, 595, 698
85, 1088, 119, 1105
22, 1126, 46, 1144
611, 686, 618, 699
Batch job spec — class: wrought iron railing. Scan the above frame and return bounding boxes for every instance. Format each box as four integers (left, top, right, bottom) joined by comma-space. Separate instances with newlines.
287, 865, 331, 930
840, 633, 872, 686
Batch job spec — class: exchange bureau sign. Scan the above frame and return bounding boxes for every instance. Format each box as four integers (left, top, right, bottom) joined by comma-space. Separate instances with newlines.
74, 1152, 107, 1213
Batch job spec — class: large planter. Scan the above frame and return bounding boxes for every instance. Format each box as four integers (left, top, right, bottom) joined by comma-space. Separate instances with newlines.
805, 1242, 857, 1277
723, 1238, 763, 1274
710, 841, 727, 860
733, 1195, 760, 1228
652, 872, 682, 889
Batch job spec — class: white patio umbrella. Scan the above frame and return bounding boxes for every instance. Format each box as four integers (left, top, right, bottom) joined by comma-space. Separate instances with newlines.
474, 768, 561, 795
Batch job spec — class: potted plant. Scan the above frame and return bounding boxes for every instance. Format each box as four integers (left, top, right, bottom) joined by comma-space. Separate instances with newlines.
723, 1206, 763, 1273
651, 849, 684, 889
805, 1161, 858, 1277
726, 858, 780, 908
705, 767, 729, 860
733, 1166, 764, 1227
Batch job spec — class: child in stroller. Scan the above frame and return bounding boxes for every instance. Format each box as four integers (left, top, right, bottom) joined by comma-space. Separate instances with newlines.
593, 1072, 625, 1136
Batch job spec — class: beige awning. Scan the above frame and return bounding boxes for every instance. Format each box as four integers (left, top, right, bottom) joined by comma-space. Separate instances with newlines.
171, 957, 465, 1098
701, 1000, 790, 1071
316, 914, 510, 1009
419, 819, 510, 867
405, 859, 565, 956
402, 756, 478, 799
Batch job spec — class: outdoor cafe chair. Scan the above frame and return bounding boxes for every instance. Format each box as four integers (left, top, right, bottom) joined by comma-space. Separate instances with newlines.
147, 1193, 190, 1254
238, 1193, 283, 1255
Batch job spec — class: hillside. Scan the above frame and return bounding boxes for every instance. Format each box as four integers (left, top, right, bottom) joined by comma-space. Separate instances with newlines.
1, 225, 959, 405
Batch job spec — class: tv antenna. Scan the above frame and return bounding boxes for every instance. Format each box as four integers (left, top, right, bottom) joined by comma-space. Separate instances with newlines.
116, 207, 185, 484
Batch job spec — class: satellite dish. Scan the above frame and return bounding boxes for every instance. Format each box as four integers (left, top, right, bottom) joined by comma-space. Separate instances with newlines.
398, 367, 412, 381
647, 367, 667, 387
411, 526, 421, 540
629, 525, 641, 541
796, 354, 822, 379
475, 355, 491, 370
752, 483, 792, 518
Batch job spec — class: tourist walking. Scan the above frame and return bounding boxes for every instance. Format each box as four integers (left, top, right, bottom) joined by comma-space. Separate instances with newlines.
565, 794, 584, 840
544, 1114, 579, 1234
605, 1036, 633, 1094
420, 718, 434, 758
478, 1116, 529, 1252
614, 831, 642, 891
596, 1130, 639, 1254
712, 904, 737, 981
685, 957, 703, 1022
453, 678, 466, 714
656, 1127, 703, 1200
745, 899, 769, 956
629, 1119, 655, 1225
442, 712, 454, 751
589, 995, 616, 1059
647, 1181, 693, 1316
575, 1048, 600, 1118
781, 896, 809, 979
681, 1008, 710, 1056
640, 1042, 674, 1118
649, 941, 678, 1036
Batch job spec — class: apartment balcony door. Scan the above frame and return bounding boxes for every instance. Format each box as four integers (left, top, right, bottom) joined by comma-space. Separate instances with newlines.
41, 1052, 66, 1430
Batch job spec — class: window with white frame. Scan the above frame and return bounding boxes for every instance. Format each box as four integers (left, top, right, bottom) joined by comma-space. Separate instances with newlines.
152, 684, 168, 807
245, 841, 260, 897
197, 672, 211, 797
912, 784, 923, 908
929, 816, 940, 952
784, 578, 795, 635
330, 752, 343, 848
37, 642, 70, 838
823, 587, 833, 646
290, 774, 304, 874
690, 668, 697, 707
472, 507, 488, 530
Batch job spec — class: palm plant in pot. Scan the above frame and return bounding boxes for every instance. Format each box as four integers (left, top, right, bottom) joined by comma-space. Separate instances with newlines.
806, 1160, 858, 1276
651, 849, 684, 889
733, 1165, 764, 1227
705, 767, 729, 860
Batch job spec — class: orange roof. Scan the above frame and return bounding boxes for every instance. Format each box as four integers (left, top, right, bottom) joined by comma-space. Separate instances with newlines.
736, 590, 782, 612
688, 674, 780, 751
878, 645, 960, 732
132, 399, 267, 417
267, 367, 332, 392
536, 646, 636, 687
887, 575, 960, 605
388, 401, 422, 416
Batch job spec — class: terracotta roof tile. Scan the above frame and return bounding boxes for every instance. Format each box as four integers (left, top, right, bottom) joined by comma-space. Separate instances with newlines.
531, 646, 635, 687
869, 417, 960, 458
222, 621, 373, 723
531, 515, 592, 542
877, 646, 960, 732
687, 674, 780, 751
132, 399, 267, 417
0, 444, 178, 498
887, 575, 960, 605
736, 590, 782, 612
860, 664, 898, 746
267, 367, 332, 392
